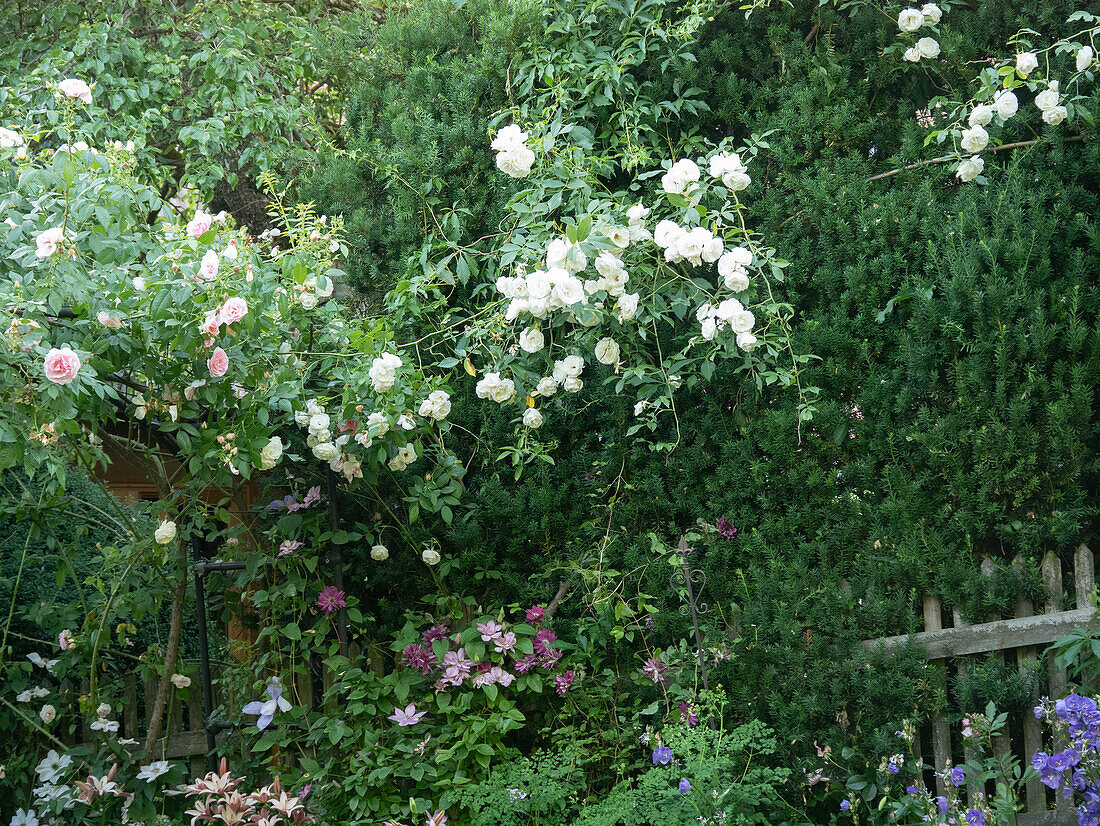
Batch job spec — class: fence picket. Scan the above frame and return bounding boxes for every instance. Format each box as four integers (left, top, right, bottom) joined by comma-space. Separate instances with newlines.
1015, 555, 1044, 813
923, 595, 951, 796
952, 608, 978, 807
1043, 552, 1072, 818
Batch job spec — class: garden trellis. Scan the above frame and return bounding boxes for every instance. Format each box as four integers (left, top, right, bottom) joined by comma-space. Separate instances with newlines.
863, 546, 1096, 825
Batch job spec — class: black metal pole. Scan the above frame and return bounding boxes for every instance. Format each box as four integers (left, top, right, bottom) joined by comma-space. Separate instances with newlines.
326, 469, 348, 657
192, 553, 218, 773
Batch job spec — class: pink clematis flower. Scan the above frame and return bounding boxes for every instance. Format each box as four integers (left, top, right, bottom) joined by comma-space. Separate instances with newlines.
388, 703, 427, 727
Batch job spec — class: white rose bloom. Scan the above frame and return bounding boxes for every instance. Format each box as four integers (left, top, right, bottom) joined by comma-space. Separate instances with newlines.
491, 124, 528, 152
294, 409, 311, 427
155, 520, 177, 545
519, 328, 545, 353
595, 252, 625, 278
505, 298, 530, 321
736, 331, 758, 352
525, 270, 552, 299
702, 236, 724, 263
604, 269, 630, 297
955, 155, 985, 182
300, 292, 318, 310
718, 247, 752, 277
723, 169, 751, 191
96, 703, 111, 718
960, 125, 989, 154
661, 158, 700, 194
545, 239, 569, 269
535, 377, 558, 397
170, 673, 192, 689
700, 317, 719, 341
626, 204, 649, 224
724, 269, 751, 292
0, 126, 22, 148
708, 151, 745, 179
522, 407, 543, 428
58, 78, 92, 103
397, 413, 416, 430
475, 372, 516, 403
40, 705, 57, 724
616, 292, 640, 322
308, 413, 330, 432
921, 3, 942, 23
553, 275, 585, 306
562, 376, 583, 393
367, 412, 389, 436
419, 390, 452, 420
993, 89, 1019, 120
1016, 52, 1038, 76
916, 37, 940, 59
594, 338, 620, 365
898, 8, 924, 32
422, 548, 441, 566
562, 354, 584, 377
496, 147, 535, 178
1035, 82, 1060, 111
1042, 105, 1068, 125
628, 223, 652, 243
607, 226, 630, 248
633, 399, 649, 416
696, 302, 714, 323
369, 353, 402, 393
1078, 46, 1095, 73
312, 442, 338, 462
715, 298, 744, 322
371, 544, 389, 561
728, 308, 755, 334
653, 220, 684, 249
354, 432, 373, 448
903, 47, 922, 63
968, 105, 993, 127
260, 437, 283, 470
675, 227, 711, 266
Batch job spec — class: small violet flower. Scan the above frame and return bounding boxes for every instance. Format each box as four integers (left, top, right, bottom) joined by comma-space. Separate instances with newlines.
678, 778, 691, 794
652, 745, 673, 766
840, 800, 851, 812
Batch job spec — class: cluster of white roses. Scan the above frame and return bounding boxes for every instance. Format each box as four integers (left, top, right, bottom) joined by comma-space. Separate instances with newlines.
954, 42, 1095, 183
696, 299, 757, 350
491, 124, 535, 179
294, 398, 364, 480
296, 274, 334, 310
898, 4, 943, 63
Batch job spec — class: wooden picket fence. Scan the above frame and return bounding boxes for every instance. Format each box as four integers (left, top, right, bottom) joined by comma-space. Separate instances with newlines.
863, 546, 1097, 826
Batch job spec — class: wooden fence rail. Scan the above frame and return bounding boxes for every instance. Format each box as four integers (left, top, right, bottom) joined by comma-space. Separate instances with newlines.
863, 546, 1096, 826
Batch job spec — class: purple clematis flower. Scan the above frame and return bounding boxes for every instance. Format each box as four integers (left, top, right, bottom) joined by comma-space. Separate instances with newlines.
242, 677, 292, 730
388, 703, 427, 727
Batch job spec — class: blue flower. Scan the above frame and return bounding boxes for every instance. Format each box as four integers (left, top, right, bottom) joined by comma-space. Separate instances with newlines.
242, 677, 291, 730
949, 765, 965, 786
1031, 752, 1050, 771
934, 796, 949, 815
678, 778, 691, 794
887, 762, 900, 775
966, 809, 986, 826
840, 800, 851, 812
652, 746, 672, 766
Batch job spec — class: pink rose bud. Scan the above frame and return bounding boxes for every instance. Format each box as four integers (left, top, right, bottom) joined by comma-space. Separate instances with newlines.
186, 210, 213, 238
43, 346, 81, 384
201, 311, 220, 337
97, 311, 122, 329
207, 346, 229, 377
218, 296, 248, 325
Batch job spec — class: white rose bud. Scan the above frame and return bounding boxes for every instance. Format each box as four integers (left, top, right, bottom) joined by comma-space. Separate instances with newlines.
522, 408, 543, 429
1078, 46, 1095, 73
371, 544, 389, 561
155, 520, 177, 545
40, 704, 57, 724
422, 548, 441, 566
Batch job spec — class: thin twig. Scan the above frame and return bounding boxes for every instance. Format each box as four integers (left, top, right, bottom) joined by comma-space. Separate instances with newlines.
867, 135, 1085, 182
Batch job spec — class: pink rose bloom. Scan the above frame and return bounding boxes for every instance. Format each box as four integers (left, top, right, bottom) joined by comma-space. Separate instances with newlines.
199, 249, 219, 280
218, 296, 248, 325
57, 78, 92, 104
97, 311, 121, 329
186, 210, 213, 238
207, 346, 229, 377
36, 227, 64, 258
200, 311, 219, 337
43, 346, 81, 384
